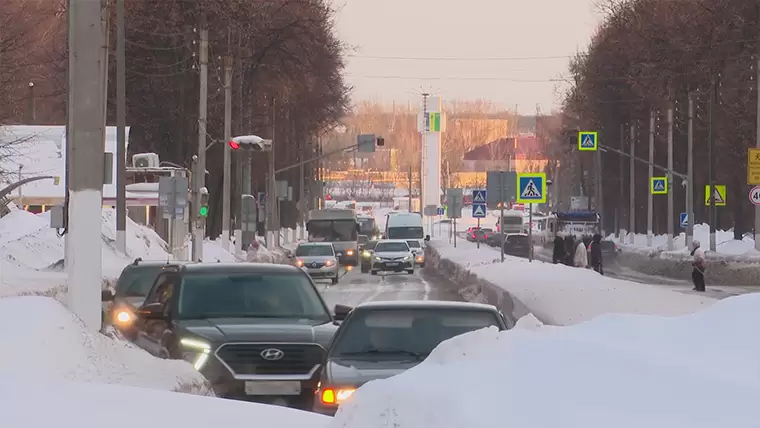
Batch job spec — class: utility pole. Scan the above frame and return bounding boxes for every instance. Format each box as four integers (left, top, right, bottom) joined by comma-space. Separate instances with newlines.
708, 76, 717, 251
408, 164, 413, 212
594, 139, 603, 234
687, 93, 695, 248
420, 93, 429, 222
26, 82, 35, 123
193, 27, 208, 261
666, 104, 674, 250
617, 124, 624, 240
299, 139, 306, 240
629, 123, 635, 244
647, 109, 654, 247
222, 55, 233, 251
266, 97, 277, 247
115, 0, 127, 254
67, 0, 107, 330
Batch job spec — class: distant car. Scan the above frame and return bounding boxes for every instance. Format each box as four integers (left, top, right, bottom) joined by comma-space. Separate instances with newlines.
503, 233, 531, 258
466, 228, 493, 243
370, 240, 415, 275
485, 232, 505, 247
101, 259, 190, 339
123, 262, 341, 409
359, 240, 378, 273
312, 300, 511, 415
358, 235, 369, 246
406, 240, 425, 267
294, 242, 340, 285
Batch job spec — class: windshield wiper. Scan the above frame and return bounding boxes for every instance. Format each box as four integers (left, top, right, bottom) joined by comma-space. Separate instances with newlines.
340, 348, 426, 359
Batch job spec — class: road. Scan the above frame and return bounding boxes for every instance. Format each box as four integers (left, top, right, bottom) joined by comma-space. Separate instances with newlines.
313, 266, 463, 308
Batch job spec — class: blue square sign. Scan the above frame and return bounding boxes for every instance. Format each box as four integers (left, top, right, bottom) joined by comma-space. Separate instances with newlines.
472, 190, 486, 204
472, 203, 487, 218
680, 212, 688, 228
516, 173, 546, 204
436, 207, 445, 216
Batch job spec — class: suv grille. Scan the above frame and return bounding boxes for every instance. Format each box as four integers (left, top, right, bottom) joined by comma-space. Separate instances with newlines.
216, 343, 325, 376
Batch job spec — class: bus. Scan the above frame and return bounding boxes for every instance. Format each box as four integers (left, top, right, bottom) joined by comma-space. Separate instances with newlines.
306, 208, 360, 265
541, 211, 600, 247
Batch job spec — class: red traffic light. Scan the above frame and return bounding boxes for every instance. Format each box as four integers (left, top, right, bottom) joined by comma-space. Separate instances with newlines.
229, 140, 240, 150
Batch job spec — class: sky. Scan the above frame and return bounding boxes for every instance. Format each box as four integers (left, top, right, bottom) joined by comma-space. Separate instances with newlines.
330, 0, 604, 114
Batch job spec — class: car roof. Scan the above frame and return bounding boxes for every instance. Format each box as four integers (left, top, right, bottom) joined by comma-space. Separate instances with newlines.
354, 300, 498, 312
180, 262, 301, 274
376, 239, 409, 245
297, 242, 333, 246
124, 260, 192, 268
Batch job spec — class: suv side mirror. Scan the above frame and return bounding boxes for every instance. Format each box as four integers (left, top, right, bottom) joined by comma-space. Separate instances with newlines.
136, 302, 166, 320
424, 235, 430, 242
333, 304, 352, 321
101, 289, 114, 302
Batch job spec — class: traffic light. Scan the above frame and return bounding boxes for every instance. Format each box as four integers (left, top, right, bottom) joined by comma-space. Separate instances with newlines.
229, 140, 240, 150
199, 187, 209, 217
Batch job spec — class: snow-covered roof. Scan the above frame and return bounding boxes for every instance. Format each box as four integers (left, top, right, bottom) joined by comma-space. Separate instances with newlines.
0, 125, 130, 198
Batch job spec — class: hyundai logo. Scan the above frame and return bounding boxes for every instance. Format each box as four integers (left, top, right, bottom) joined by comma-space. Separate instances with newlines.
260, 348, 285, 361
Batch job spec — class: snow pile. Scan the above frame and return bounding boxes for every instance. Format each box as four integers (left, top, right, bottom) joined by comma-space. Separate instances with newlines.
0, 296, 212, 394
2, 381, 329, 428
429, 234, 715, 325
330, 294, 760, 428
610, 224, 760, 260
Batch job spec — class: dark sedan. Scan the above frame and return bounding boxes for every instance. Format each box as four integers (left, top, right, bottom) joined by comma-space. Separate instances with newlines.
503, 233, 531, 258
312, 301, 511, 415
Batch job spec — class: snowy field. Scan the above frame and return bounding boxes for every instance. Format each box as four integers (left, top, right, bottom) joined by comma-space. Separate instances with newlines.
330, 294, 760, 428
610, 224, 760, 260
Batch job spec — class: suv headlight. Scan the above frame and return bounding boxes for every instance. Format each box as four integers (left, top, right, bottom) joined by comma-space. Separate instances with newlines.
403, 255, 412, 261
180, 338, 212, 370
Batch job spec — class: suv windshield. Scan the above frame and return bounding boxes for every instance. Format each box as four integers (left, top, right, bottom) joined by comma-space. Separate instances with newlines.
375, 242, 409, 253
406, 240, 421, 248
295, 245, 334, 257
176, 273, 330, 320
331, 308, 500, 358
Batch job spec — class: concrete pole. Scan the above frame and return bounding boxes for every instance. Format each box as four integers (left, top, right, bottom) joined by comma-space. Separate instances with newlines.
629, 124, 635, 244
193, 28, 208, 261
666, 104, 674, 250
67, 0, 107, 330
64, 0, 73, 269
687, 94, 694, 248
617, 124, 624, 240
222, 56, 232, 251
115, 0, 127, 254
708, 77, 717, 251
595, 145, 604, 235
267, 98, 277, 247
647, 110, 654, 247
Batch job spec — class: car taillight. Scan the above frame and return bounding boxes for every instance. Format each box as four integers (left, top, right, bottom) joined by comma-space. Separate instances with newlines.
484, 234, 489, 239
472, 233, 476, 238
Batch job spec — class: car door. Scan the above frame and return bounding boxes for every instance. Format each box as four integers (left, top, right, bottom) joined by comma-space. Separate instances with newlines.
134, 272, 179, 357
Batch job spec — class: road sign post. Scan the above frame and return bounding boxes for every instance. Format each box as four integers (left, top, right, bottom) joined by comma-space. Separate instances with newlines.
578, 131, 598, 151
446, 188, 463, 248
650, 177, 668, 195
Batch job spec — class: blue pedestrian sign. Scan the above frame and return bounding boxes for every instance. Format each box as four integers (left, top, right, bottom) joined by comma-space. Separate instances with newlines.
472, 189, 487, 204
515, 172, 546, 204
578, 131, 598, 151
680, 212, 688, 228
650, 177, 668, 195
472, 203, 487, 218
257, 191, 266, 204
436, 207, 445, 216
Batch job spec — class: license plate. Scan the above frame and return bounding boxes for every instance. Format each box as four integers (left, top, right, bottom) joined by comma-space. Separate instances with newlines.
245, 381, 301, 396
385, 262, 398, 266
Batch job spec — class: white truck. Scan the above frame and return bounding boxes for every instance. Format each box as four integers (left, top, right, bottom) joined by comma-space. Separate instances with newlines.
306, 208, 360, 265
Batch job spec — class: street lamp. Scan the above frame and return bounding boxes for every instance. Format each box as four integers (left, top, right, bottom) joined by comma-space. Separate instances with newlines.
229, 135, 272, 151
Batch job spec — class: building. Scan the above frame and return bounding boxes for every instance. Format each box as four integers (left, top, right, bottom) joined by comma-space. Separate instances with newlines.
461, 135, 548, 173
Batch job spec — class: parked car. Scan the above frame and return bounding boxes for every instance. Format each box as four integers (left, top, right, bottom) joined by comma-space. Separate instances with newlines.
109, 262, 343, 409
312, 300, 511, 415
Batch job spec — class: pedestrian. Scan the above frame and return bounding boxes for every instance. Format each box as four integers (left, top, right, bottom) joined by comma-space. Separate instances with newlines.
691, 239, 706, 292
589, 233, 604, 275
563, 235, 575, 266
552, 235, 565, 264
573, 237, 588, 268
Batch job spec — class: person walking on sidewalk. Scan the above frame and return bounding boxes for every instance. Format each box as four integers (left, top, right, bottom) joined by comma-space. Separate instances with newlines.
552, 236, 565, 264
588, 233, 604, 275
691, 240, 706, 292
573, 237, 588, 268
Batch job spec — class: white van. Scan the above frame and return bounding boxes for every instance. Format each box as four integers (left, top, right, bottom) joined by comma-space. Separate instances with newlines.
385, 212, 424, 240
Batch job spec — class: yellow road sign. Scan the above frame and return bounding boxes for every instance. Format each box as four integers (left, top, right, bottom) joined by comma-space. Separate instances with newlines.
650, 177, 668, 195
748, 148, 760, 185
704, 185, 726, 206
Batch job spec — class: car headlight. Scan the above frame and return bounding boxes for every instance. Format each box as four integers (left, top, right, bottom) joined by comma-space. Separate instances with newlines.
295, 259, 304, 267
113, 308, 134, 325
325, 259, 336, 267
319, 386, 357, 405
404, 255, 412, 261
346, 249, 354, 256
361, 251, 371, 258
180, 338, 211, 370
374, 256, 382, 261
416, 255, 424, 262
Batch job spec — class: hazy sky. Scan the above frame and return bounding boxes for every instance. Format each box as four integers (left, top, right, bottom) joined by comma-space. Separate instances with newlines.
330, 0, 604, 114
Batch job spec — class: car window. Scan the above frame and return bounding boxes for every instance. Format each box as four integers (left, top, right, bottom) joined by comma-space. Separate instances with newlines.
144, 273, 177, 305
386, 226, 423, 239
406, 240, 421, 248
176, 273, 330, 321
295, 245, 334, 257
375, 242, 410, 252
116, 266, 163, 297
507, 235, 529, 244
330, 309, 500, 358
481, 228, 494, 233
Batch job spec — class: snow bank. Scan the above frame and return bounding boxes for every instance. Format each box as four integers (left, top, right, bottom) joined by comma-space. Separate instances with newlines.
0, 296, 212, 394
2, 381, 329, 428
330, 294, 760, 428
428, 233, 715, 326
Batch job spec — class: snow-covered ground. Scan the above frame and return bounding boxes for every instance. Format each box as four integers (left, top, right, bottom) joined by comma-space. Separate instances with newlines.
609, 224, 760, 260
330, 294, 760, 428
4, 380, 329, 428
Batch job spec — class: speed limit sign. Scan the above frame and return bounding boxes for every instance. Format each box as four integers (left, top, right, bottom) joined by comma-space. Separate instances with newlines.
750, 186, 760, 205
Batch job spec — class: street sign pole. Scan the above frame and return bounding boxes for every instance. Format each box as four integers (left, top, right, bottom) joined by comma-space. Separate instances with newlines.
476, 217, 480, 249
528, 203, 533, 262
499, 172, 505, 262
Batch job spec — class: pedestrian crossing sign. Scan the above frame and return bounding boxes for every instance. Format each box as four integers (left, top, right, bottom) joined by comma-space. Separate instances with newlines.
472, 189, 486, 203
516, 172, 546, 204
704, 185, 727, 206
472, 203, 487, 218
578, 131, 598, 151
650, 177, 668, 195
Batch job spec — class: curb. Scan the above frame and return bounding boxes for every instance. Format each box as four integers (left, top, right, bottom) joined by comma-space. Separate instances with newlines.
424, 243, 536, 326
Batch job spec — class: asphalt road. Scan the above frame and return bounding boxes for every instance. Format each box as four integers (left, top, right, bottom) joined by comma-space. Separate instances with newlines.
313, 265, 463, 308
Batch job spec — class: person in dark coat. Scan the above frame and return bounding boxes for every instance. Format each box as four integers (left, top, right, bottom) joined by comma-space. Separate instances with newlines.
589, 233, 603, 275
552, 236, 565, 264
563, 235, 575, 266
